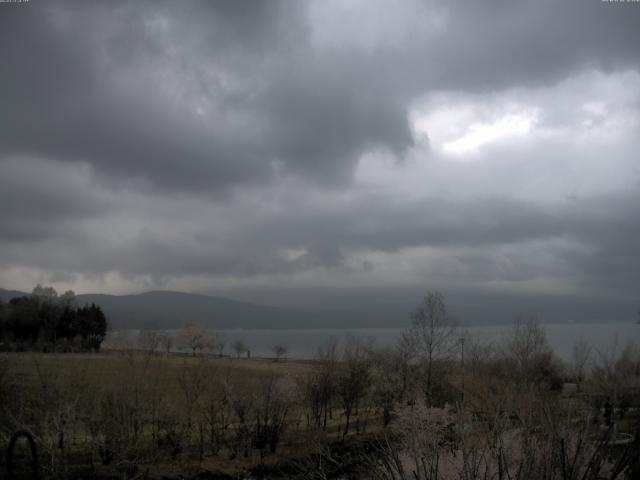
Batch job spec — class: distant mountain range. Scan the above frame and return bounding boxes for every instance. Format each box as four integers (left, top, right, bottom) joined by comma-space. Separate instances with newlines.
0, 288, 397, 329
2, 287, 636, 328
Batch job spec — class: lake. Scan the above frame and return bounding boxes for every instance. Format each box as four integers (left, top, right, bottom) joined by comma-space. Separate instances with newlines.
110, 322, 640, 361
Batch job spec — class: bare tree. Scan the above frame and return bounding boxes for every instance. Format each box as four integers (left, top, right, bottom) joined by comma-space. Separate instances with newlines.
180, 323, 209, 357
502, 317, 561, 388
394, 332, 419, 405
232, 339, 248, 359
300, 337, 339, 431
32, 284, 59, 303
84, 352, 154, 472
59, 289, 77, 309
409, 291, 457, 404
368, 404, 456, 480
368, 385, 638, 480
252, 375, 295, 462
370, 347, 400, 427
200, 373, 231, 455
177, 358, 207, 429
157, 330, 174, 355
271, 344, 288, 362
571, 338, 592, 392
137, 329, 160, 354
592, 337, 620, 395
338, 335, 372, 436
371, 339, 418, 427
592, 339, 640, 414
224, 378, 255, 458
208, 331, 226, 357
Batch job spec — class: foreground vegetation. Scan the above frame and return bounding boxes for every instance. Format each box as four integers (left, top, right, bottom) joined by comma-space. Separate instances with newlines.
1, 292, 640, 479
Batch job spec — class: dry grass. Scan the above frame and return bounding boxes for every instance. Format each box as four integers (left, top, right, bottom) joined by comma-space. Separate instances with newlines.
3, 351, 312, 391
1, 351, 324, 478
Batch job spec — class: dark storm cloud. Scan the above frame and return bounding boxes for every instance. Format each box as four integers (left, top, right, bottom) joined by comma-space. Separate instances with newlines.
0, 0, 413, 193
7, 185, 635, 287
3, 1, 639, 196
230, 190, 640, 293
567, 192, 640, 294
417, 1, 640, 91
0, 158, 106, 242
0, 2, 277, 192
245, 195, 564, 252
1, 0, 640, 311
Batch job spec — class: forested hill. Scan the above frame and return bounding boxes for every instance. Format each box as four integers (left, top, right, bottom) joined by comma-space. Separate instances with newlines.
0, 289, 393, 330
2, 287, 637, 329
75, 291, 329, 329
0, 289, 26, 302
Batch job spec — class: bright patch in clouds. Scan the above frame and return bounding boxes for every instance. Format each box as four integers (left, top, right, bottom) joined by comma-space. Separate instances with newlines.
413, 103, 537, 157
411, 70, 640, 161
441, 113, 535, 155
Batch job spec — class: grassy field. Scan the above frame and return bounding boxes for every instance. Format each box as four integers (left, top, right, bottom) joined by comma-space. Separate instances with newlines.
0, 351, 362, 479
4, 351, 313, 389
3, 346, 640, 479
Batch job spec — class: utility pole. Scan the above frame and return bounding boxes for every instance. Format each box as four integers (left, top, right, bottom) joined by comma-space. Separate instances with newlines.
459, 336, 466, 463
459, 336, 465, 405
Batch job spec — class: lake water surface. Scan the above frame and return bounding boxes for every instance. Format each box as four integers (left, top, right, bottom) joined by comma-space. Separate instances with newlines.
111, 322, 640, 361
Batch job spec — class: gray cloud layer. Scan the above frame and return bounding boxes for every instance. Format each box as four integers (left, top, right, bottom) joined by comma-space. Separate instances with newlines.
1, 0, 639, 321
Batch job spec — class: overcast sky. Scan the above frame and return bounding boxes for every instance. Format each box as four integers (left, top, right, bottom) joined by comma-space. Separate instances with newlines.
1, 0, 639, 322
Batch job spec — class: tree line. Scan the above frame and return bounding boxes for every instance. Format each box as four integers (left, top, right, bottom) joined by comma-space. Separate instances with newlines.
0, 285, 108, 352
